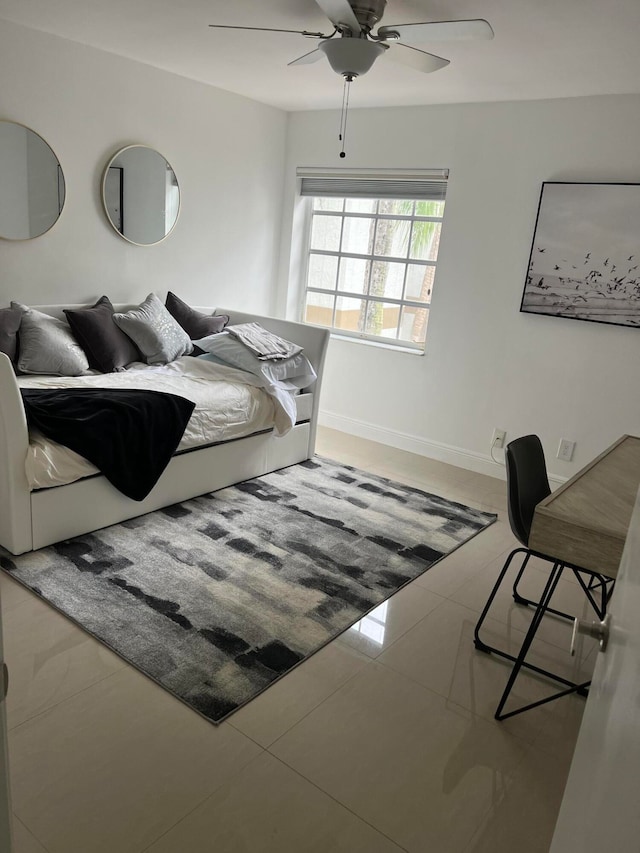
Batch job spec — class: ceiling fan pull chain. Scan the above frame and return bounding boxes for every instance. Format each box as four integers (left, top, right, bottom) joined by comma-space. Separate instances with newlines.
339, 75, 348, 142
339, 74, 352, 158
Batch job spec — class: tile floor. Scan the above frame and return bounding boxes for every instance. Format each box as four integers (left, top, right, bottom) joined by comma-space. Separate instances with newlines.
0, 426, 598, 853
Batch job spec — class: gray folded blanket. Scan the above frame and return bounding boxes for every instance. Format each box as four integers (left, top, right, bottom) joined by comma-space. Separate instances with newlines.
227, 322, 303, 361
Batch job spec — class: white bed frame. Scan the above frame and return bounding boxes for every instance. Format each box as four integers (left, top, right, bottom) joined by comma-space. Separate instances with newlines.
0, 305, 329, 555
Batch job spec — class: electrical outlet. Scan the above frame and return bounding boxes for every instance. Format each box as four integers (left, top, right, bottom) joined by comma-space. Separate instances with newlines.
557, 439, 576, 462
492, 428, 507, 449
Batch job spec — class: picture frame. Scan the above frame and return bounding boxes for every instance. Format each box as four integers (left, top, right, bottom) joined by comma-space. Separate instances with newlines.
520, 182, 640, 328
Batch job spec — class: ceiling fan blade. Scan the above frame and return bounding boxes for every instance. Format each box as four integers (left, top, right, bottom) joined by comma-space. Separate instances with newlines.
379, 19, 494, 44
313, 0, 361, 34
208, 24, 325, 37
387, 43, 450, 74
288, 48, 323, 66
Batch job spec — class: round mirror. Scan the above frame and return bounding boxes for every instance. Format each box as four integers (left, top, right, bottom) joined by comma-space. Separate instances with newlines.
101, 145, 180, 246
0, 120, 66, 240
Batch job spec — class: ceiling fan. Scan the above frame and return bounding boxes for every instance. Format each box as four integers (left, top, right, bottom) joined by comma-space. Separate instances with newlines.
208, 0, 494, 80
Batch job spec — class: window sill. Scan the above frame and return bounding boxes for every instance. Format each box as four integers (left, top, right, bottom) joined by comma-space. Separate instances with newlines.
329, 333, 425, 356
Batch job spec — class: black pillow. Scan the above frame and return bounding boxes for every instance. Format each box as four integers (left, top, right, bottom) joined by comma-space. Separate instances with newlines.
0, 306, 22, 364
165, 291, 229, 339
64, 296, 141, 372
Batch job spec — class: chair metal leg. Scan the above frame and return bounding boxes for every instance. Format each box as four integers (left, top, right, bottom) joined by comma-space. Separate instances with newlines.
511, 553, 531, 604
511, 552, 573, 620
496, 679, 591, 720
514, 564, 612, 624
573, 571, 608, 620
474, 549, 588, 689
512, 589, 575, 622
474, 548, 528, 654
474, 545, 609, 719
494, 562, 591, 721
477, 545, 568, 650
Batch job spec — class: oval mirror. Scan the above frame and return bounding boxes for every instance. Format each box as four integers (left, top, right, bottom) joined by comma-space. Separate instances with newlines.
101, 145, 180, 246
0, 121, 66, 240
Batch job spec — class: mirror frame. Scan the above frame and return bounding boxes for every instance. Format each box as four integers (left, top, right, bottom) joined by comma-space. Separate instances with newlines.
0, 119, 66, 241
100, 144, 181, 247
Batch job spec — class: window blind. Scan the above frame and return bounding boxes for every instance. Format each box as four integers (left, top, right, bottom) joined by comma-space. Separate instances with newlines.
297, 168, 448, 201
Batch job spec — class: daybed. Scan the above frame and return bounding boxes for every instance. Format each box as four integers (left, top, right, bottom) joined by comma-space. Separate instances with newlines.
0, 304, 328, 555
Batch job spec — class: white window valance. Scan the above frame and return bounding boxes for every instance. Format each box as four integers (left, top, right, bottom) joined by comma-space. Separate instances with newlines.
297, 167, 449, 200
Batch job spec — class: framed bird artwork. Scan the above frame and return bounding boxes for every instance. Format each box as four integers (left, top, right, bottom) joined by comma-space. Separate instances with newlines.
521, 182, 640, 328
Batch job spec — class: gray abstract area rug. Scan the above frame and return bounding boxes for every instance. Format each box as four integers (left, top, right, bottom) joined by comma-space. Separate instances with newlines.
1, 457, 497, 724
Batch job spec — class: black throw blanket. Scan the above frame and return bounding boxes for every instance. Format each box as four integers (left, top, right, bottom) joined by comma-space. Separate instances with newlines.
21, 388, 196, 501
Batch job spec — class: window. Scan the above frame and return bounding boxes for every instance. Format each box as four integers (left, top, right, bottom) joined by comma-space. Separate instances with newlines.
299, 170, 447, 351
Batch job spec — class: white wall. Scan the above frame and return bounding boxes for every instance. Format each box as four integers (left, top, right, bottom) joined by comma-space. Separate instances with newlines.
281, 96, 640, 479
0, 21, 286, 313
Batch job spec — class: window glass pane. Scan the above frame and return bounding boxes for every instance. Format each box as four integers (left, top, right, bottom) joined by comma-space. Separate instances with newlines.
307, 253, 338, 291
305, 291, 335, 327
338, 257, 370, 294
405, 264, 435, 302
335, 296, 364, 332
341, 216, 374, 255
400, 305, 430, 344
303, 191, 445, 350
363, 301, 401, 339
345, 198, 376, 213
310, 214, 341, 252
370, 261, 404, 299
373, 218, 409, 258
409, 221, 441, 261
415, 199, 445, 217
379, 199, 414, 216
313, 197, 343, 212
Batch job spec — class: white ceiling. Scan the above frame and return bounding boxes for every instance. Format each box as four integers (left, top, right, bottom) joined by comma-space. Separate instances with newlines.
2, 0, 640, 112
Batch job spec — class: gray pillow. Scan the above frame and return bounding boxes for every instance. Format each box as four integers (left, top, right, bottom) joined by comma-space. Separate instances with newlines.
113, 293, 193, 365
194, 331, 317, 390
12, 302, 90, 376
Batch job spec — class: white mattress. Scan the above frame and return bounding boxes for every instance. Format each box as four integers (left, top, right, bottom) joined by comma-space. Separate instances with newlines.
19, 356, 293, 490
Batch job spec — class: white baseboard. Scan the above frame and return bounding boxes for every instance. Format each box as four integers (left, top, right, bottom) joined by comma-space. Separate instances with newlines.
319, 410, 566, 487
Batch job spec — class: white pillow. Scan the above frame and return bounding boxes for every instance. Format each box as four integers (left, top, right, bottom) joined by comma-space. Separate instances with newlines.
113, 293, 193, 364
194, 331, 317, 390
12, 302, 90, 376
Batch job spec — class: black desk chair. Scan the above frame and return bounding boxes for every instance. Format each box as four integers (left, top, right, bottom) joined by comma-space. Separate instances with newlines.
473, 434, 614, 720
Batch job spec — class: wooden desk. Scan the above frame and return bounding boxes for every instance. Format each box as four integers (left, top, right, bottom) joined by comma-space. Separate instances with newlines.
529, 435, 640, 578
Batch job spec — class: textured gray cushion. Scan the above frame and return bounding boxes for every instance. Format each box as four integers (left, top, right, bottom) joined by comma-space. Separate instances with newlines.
113, 293, 193, 365
64, 296, 141, 373
0, 306, 22, 364
12, 302, 90, 376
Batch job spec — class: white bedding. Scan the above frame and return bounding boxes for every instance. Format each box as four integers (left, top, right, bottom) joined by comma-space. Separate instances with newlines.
19, 356, 297, 490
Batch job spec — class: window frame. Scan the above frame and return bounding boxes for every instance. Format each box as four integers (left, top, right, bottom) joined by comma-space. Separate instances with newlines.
300, 194, 446, 352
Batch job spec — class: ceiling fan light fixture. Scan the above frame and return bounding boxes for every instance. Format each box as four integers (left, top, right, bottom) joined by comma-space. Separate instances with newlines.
319, 37, 386, 77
